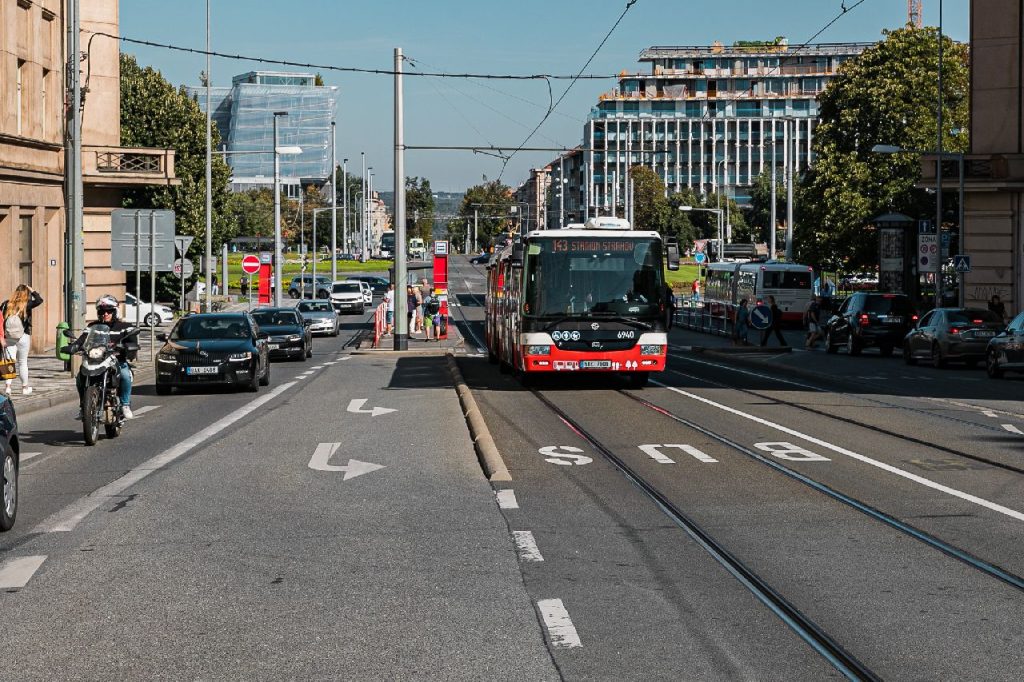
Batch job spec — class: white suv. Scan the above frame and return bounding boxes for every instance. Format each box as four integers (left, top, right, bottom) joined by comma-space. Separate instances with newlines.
330, 281, 365, 315
349, 280, 372, 306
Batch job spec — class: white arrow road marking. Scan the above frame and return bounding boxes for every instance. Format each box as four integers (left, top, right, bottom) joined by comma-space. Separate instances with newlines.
21, 451, 42, 461
537, 599, 582, 648
0, 556, 47, 589
982, 411, 998, 418
132, 406, 160, 417
653, 380, 1024, 523
1003, 424, 1024, 435
307, 442, 385, 480
35, 382, 298, 533
347, 399, 396, 417
496, 489, 519, 509
513, 531, 544, 562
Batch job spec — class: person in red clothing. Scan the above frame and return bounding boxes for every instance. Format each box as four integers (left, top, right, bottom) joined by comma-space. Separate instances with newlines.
691, 277, 701, 301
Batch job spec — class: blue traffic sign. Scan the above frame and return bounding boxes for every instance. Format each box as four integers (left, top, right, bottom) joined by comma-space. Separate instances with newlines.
694, 252, 707, 264
750, 304, 772, 330
953, 254, 971, 273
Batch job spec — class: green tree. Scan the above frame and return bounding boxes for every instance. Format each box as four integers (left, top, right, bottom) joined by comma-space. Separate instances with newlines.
796, 27, 969, 270
405, 177, 436, 241
629, 165, 669, 232
452, 181, 514, 250
225, 189, 274, 245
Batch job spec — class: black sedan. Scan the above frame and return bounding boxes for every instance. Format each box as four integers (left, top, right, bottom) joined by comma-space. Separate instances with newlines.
155, 313, 271, 394
987, 311, 1024, 378
346, 275, 390, 295
251, 308, 313, 361
469, 252, 490, 264
1, 392, 18, 531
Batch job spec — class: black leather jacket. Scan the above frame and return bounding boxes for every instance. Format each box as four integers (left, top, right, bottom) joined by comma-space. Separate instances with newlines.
66, 320, 139, 363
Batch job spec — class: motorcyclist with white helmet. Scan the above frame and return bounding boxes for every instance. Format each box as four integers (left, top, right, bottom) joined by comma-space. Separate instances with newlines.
67, 295, 137, 419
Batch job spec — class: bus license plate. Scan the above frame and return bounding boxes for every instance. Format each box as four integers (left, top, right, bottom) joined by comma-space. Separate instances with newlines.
186, 366, 218, 375
581, 360, 612, 369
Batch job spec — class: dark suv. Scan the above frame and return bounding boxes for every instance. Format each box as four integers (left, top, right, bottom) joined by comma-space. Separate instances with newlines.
823, 292, 917, 356
288, 275, 332, 299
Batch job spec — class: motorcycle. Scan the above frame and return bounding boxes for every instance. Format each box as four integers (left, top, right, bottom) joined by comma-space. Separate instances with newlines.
65, 325, 140, 446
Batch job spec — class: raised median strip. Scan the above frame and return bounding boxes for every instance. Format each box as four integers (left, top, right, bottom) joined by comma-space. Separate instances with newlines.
446, 353, 512, 483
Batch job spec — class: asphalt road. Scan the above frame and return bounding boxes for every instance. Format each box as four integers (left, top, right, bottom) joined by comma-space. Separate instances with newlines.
4, 256, 1023, 679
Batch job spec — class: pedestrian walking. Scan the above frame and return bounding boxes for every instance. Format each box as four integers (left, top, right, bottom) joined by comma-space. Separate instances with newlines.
691, 277, 701, 301
406, 285, 418, 330
412, 283, 424, 332
759, 295, 787, 347
1, 284, 43, 396
989, 294, 1008, 322
733, 299, 750, 346
804, 295, 823, 348
422, 292, 435, 340
383, 284, 395, 335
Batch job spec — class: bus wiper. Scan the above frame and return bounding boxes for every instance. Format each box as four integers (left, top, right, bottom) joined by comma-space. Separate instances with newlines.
541, 315, 583, 331
588, 312, 652, 330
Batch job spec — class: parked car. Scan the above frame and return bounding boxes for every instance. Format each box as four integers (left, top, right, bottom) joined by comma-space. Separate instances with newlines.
986, 311, 1024, 378
124, 293, 175, 327
904, 308, 1004, 368
154, 313, 270, 395
823, 292, 917, 356
296, 300, 340, 337
288, 275, 332, 299
331, 281, 366, 314
345, 275, 390, 295
469, 251, 490, 265
1, 392, 18, 531
348, 279, 372, 306
250, 308, 313, 361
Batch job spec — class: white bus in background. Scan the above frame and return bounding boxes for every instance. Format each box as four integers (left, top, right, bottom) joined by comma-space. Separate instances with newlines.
378, 231, 395, 259
408, 237, 426, 261
704, 261, 815, 323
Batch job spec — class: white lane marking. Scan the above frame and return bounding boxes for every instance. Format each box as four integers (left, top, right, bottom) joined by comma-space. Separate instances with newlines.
21, 451, 42, 461
537, 599, 582, 648
346, 399, 396, 417
299, 371, 315, 377
311, 365, 324, 370
322, 361, 338, 366
496, 489, 519, 509
982, 410, 999, 418
340, 356, 353, 361
1003, 424, 1024, 435
35, 382, 298, 533
132, 406, 160, 417
307, 443, 385, 480
653, 380, 1024, 523
512, 530, 544, 562
0, 556, 47, 589
638, 444, 676, 464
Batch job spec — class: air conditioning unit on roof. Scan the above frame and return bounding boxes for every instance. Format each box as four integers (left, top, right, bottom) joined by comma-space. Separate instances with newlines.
583, 217, 632, 230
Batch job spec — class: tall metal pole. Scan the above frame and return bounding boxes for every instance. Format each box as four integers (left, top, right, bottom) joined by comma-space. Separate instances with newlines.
342, 158, 348, 256
473, 208, 479, 253
936, 0, 945, 308
559, 155, 565, 228
312, 211, 318, 284
65, 0, 85, 335
360, 152, 366, 262
273, 112, 286, 306
330, 121, 337, 283
204, 0, 212, 313
958, 153, 965, 307
769, 136, 777, 260
786, 119, 795, 260
394, 47, 408, 350
368, 172, 374, 257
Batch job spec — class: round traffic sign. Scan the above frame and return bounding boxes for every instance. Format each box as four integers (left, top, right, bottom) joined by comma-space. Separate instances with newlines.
750, 304, 772, 330
694, 252, 707, 264
173, 258, 194, 278
241, 254, 261, 275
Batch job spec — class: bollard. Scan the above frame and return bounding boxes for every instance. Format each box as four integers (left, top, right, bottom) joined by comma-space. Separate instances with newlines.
56, 322, 72, 371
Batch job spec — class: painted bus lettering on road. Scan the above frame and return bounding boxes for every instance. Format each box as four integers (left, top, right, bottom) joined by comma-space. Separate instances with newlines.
753, 442, 830, 462
539, 446, 592, 466
638, 444, 718, 464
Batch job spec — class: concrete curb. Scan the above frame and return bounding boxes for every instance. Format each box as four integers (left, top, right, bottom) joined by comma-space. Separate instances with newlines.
445, 353, 512, 483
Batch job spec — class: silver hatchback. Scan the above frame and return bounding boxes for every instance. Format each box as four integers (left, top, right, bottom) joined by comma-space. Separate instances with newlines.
903, 307, 1004, 368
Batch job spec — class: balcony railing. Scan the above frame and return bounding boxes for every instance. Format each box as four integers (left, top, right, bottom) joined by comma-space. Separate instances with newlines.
83, 146, 179, 186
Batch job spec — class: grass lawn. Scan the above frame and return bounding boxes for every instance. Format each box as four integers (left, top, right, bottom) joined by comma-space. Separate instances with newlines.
665, 263, 702, 292
209, 254, 395, 290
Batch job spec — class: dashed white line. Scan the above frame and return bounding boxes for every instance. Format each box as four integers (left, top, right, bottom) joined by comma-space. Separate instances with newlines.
982, 410, 999, 418
537, 599, 582, 648
513, 531, 544, 562
1002, 424, 1024, 435
496, 489, 519, 509
132, 406, 160, 417
21, 451, 42, 461
0, 555, 47, 589
34, 381, 298, 533
311, 365, 324, 370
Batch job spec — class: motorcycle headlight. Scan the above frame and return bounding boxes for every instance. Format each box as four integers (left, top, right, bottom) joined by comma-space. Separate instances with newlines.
526, 345, 551, 356
87, 346, 105, 360
640, 344, 665, 356
229, 352, 252, 361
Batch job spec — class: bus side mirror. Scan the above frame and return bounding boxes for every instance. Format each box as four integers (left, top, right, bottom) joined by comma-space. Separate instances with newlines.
510, 243, 525, 267
665, 237, 680, 271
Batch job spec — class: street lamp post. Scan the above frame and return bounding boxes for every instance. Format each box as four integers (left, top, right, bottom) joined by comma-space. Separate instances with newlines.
330, 121, 337, 283
680, 205, 724, 262
273, 111, 288, 306
342, 158, 348, 256
360, 153, 367, 262
205, 0, 212, 313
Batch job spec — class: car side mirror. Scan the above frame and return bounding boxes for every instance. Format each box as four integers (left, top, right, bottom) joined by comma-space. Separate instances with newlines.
665, 237, 680, 271
155, 332, 168, 342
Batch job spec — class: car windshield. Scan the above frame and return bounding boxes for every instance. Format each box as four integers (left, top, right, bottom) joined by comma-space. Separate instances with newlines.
333, 282, 361, 293
298, 301, 333, 313
863, 296, 914, 315
171, 316, 251, 340
947, 309, 1002, 325
251, 310, 301, 327
523, 236, 666, 317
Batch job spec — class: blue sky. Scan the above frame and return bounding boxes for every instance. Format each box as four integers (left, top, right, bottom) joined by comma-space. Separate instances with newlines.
119, 0, 969, 193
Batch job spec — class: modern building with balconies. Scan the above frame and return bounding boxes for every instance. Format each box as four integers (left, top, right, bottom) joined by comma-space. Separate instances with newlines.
0, 0, 178, 352
581, 40, 869, 220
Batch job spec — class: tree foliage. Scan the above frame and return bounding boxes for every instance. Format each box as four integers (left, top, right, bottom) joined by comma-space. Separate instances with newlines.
405, 177, 436, 242
119, 54, 234, 251
629, 165, 668, 233
450, 181, 514, 250
795, 27, 969, 270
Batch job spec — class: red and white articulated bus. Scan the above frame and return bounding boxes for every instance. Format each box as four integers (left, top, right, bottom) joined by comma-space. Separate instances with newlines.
485, 217, 679, 387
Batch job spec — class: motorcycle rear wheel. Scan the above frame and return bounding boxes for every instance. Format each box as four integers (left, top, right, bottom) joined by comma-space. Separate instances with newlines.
83, 385, 101, 446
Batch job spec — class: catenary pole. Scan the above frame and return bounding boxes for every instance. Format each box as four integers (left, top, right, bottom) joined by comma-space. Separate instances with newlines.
936, 0, 945, 307
66, 0, 86, 336
330, 120, 337, 283
204, 0, 212, 313
273, 111, 286, 306
360, 153, 366, 262
394, 47, 408, 350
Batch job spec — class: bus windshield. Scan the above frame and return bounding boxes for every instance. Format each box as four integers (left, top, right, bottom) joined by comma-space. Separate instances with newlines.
523, 236, 665, 317
380, 232, 395, 252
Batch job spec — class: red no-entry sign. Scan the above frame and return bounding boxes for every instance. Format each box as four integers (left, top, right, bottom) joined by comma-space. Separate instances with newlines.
241, 254, 261, 275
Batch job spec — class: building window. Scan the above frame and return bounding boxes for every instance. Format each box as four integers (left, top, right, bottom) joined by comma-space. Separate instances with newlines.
623, 101, 639, 113
16, 60, 25, 135
736, 100, 762, 117
792, 100, 811, 114
41, 68, 50, 138
19, 216, 33, 286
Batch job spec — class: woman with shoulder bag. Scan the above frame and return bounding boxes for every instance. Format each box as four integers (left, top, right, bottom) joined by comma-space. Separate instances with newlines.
1, 284, 43, 396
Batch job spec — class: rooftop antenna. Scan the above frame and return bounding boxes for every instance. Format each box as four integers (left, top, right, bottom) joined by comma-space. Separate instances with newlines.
908, 0, 923, 28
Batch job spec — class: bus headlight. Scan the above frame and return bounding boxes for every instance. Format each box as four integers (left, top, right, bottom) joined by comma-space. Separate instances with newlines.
526, 345, 551, 356
640, 344, 665, 356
